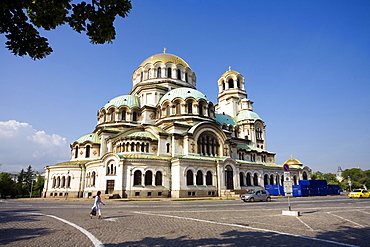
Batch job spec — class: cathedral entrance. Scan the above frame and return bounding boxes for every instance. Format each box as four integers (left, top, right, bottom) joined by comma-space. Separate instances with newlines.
106, 180, 115, 194
225, 166, 234, 189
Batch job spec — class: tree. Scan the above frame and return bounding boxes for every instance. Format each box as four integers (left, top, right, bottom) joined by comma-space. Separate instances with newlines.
0, 172, 16, 198
0, 0, 132, 60
34, 175, 45, 197
310, 171, 324, 180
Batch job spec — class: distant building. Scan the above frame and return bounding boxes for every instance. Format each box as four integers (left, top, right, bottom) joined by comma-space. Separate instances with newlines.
336, 166, 343, 182
43, 51, 311, 199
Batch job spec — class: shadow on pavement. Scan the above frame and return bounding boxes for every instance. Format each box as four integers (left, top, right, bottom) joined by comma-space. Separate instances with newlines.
103, 226, 369, 246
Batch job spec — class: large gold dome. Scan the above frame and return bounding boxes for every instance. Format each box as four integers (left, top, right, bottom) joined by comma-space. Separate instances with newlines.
139, 53, 190, 68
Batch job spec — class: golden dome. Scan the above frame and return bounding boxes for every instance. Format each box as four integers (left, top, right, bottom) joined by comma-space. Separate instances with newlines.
284, 157, 303, 166
139, 53, 190, 68
221, 70, 241, 78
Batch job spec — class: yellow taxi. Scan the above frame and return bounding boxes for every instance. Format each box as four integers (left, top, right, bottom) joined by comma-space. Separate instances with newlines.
348, 189, 370, 198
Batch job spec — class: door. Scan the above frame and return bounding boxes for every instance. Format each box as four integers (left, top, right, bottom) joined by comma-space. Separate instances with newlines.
225, 166, 234, 190
106, 180, 115, 194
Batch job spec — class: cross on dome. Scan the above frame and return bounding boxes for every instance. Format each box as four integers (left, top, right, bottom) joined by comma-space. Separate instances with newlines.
163, 47, 167, 53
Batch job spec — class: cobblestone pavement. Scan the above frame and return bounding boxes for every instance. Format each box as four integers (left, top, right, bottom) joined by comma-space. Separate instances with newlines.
0, 195, 369, 247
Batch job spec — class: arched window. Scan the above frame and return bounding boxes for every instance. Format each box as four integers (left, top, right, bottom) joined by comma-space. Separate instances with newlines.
92, 171, 96, 186
198, 102, 203, 116
61, 176, 65, 187
240, 172, 245, 186
122, 110, 126, 120
145, 171, 153, 186
85, 145, 90, 158
56, 176, 60, 187
132, 112, 137, 121
206, 171, 212, 185
157, 67, 161, 78
166, 143, 170, 153
177, 69, 181, 80
166, 105, 170, 116
237, 79, 240, 88
197, 132, 219, 156
133, 170, 142, 185
270, 175, 274, 185
246, 173, 252, 186
302, 171, 308, 180
264, 174, 269, 185
147, 68, 151, 79
175, 103, 180, 114
75, 146, 79, 158
140, 72, 143, 81
228, 79, 234, 88
52, 177, 56, 188
155, 171, 162, 186
185, 73, 188, 82
222, 81, 225, 90
187, 102, 192, 114
196, 171, 203, 185
293, 175, 298, 185
276, 175, 280, 185
186, 170, 193, 186
67, 175, 71, 187
253, 173, 259, 186
167, 68, 172, 78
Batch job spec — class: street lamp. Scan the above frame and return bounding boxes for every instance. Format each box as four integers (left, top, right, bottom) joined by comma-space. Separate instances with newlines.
348, 176, 352, 192
29, 174, 35, 199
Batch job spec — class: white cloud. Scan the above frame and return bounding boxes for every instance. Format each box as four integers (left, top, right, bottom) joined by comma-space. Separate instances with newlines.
0, 120, 70, 172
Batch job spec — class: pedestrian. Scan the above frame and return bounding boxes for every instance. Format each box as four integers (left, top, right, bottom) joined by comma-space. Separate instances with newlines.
90, 191, 105, 219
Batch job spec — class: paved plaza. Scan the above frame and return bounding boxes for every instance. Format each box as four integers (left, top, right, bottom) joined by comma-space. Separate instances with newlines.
0, 195, 369, 246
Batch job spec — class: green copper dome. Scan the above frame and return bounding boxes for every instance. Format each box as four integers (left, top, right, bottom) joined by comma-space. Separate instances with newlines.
215, 113, 236, 126
159, 88, 208, 104
76, 133, 100, 144
104, 95, 140, 109
235, 110, 262, 122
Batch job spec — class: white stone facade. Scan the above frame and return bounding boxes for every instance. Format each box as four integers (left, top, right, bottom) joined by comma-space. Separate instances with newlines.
43, 52, 310, 199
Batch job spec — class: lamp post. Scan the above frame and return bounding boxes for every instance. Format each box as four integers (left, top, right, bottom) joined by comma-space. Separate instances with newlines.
348, 176, 352, 192
66, 170, 70, 200
29, 174, 34, 199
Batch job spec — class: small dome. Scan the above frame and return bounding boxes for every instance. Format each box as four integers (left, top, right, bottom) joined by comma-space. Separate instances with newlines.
76, 133, 100, 144
104, 95, 140, 109
235, 110, 262, 122
158, 88, 208, 104
140, 53, 190, 68
221, 70, 241, 78
215, 113, 236, 126
285, 158, 303, 166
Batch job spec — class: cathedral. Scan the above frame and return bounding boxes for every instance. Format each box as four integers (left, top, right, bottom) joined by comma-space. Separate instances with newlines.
43, 51, 311, 199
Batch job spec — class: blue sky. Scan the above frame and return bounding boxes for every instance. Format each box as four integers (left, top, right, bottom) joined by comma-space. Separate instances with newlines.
1, 0, 369, 173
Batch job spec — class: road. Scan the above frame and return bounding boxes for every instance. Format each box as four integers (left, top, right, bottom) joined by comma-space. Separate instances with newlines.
0, 196, 369, 246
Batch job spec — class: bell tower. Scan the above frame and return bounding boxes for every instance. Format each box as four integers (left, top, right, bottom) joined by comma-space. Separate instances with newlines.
215, 68, 248, 117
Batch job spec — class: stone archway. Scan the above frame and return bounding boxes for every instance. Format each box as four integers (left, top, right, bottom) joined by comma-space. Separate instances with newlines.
225, 165, 234, 189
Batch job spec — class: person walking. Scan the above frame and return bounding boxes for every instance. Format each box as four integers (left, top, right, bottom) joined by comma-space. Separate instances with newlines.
90, 191, 105, 219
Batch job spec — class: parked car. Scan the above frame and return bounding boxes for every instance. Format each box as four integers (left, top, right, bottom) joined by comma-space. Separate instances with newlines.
348, 189, 370, 198
241, 189, 271, 202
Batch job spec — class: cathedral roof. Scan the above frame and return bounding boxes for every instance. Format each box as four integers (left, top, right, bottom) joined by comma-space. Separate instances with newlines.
158, 88, 208, 104
125, 131, 157, 140
75, 133, 100, 144
104, 95, 140, 109
235, 110, 262, 122
214, 113, 236, 126
139, 53, 191, 68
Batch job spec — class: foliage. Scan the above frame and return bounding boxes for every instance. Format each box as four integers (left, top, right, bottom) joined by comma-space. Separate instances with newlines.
0, 172, 16, 198
342, 168, 370, 190
310, 171, 324, 180
34, 175, 45, 197
0, 0, 132, 60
